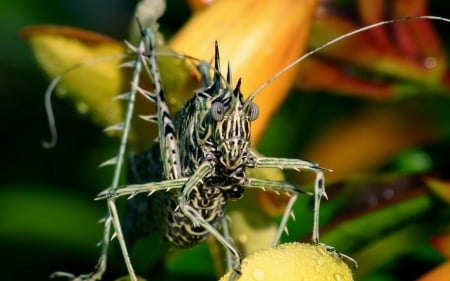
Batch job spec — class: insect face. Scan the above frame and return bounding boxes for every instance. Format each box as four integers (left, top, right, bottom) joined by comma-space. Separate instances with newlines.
211, 80, 258, 170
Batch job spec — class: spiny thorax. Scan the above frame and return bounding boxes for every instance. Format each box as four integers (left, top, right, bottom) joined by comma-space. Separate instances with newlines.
173, 47, 254, 178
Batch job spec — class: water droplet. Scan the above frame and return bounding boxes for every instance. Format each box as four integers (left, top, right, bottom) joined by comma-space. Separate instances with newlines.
334, 273, 343, 281
252, 268, 265, 281
238, 233, 248, 244
76, 101, 89, 114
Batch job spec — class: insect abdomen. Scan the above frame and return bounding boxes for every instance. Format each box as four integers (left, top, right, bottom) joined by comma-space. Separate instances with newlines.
123, 145, 165, 247
125, 141, 230, 249
162, 186, 227, 248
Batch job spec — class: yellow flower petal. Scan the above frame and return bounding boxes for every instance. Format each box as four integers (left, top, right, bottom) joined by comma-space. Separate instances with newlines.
219, 243, 354, 281
21, 25, 199, 150
21, 25, 126, 131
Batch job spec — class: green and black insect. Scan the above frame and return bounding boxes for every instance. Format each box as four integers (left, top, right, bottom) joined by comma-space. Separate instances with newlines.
48, 14, 449, 281
50, 23, 344, 281
98, 24, 351, 280
122, 35, 327, 266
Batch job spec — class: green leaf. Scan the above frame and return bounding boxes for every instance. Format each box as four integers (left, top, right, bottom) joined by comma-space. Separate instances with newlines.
0, 184, 104, 247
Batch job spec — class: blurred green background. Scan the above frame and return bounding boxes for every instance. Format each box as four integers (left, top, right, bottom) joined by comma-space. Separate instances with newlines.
2, 1, 450, 281
2, 1, 141, 280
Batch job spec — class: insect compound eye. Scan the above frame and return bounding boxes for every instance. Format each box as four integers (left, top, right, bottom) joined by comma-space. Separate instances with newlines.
247, 102, 259, 121
211, 102, 225, 121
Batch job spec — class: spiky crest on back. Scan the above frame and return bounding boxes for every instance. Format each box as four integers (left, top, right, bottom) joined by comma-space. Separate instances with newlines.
174, 41, 259, 177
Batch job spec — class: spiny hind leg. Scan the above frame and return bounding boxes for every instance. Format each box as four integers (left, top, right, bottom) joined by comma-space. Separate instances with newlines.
50, 235, 110, 281
50, 199, 128, 281
86, 21, 162, 281
67, 23, 174, 281
50, 35, 149, 281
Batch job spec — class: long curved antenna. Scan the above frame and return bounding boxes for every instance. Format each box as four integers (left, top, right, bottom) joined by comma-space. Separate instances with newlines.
42, 53, 129, 149
42, 76, 62, 148
245, 15, 450, 105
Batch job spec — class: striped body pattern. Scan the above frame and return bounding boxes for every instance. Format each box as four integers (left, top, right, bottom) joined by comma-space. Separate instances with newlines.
111, 27, 350, 280
126, 42, 257, 248
53, 14, 421, 280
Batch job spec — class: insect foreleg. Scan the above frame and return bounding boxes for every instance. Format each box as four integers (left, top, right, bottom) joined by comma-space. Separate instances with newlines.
181, 203, 242, 274
245, 177, 307, 194
253, 157, 327, 173
176, 161, 242, 278
250, 157, 357, 265
178, 161, 213, 198
96, 178, 188, 200
251, 157, 357, 268
251, 156, 328, 240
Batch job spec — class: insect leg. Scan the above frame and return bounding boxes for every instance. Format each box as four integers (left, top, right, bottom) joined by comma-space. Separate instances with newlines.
221, 215, 234, 272
197, 46, 239, 273
90, 41, 146, 281
251, 156, 357, 266
275, 192, 299, 246
181, 203, 242, 277
96, 178, 188, 200
93, 26, 171, 281
178, 161, 242, 278
311, 170, 357, 269
78, 21, 174, 281
51, 28, 149, 281
243, 177, 306, 245
139, 25, 182, 181
252, 157, 327, 237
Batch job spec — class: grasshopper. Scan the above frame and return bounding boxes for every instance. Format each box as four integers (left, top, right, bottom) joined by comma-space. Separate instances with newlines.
45, 11, 449, 281
97, 23, 347, 280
